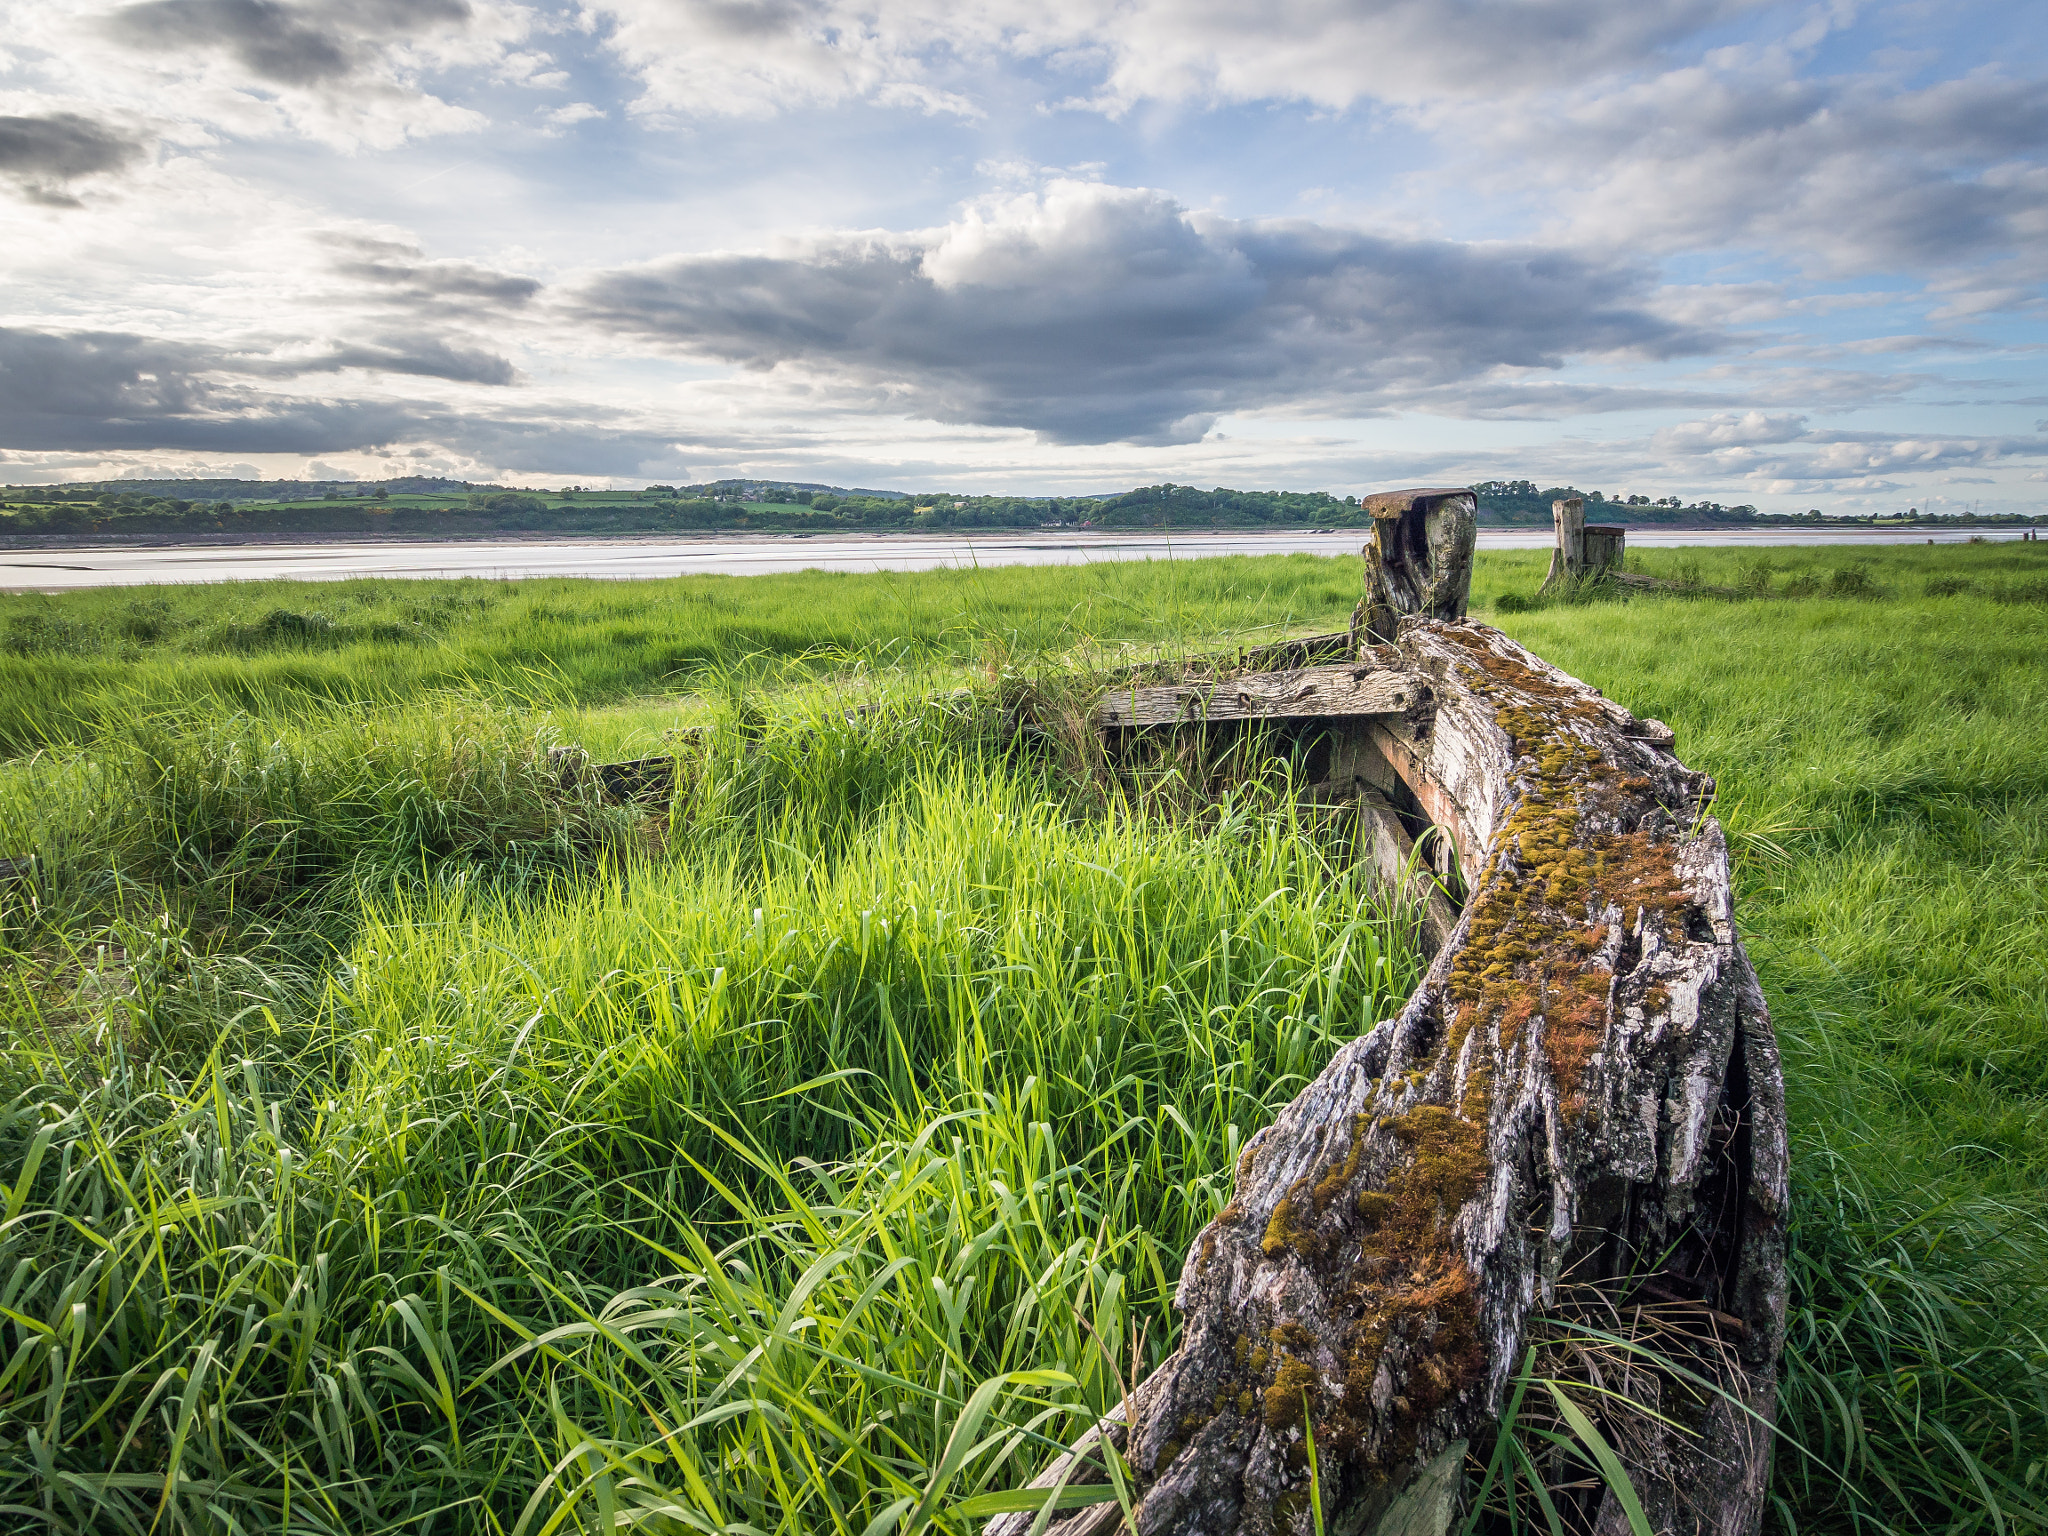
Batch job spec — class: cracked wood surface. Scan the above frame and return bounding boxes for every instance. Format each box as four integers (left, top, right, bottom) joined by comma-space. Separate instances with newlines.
1097, 664, 1430, 729
993, 617, 1788, 1536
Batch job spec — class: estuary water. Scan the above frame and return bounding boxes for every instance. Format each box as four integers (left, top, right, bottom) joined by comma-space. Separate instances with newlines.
0, 525, 2032, 591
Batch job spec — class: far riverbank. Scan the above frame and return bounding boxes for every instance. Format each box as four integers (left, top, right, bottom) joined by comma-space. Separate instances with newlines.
2, 525, 2035, 591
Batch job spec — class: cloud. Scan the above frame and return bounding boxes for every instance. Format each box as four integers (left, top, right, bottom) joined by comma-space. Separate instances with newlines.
0, 326, 519, 451
1061, 0, 1752, 113
0, 324, 721, 475
586, 0, 1756, 119
0, 326, 409, 452
1630, 407, 2048, 488
1654, 410, 1810, 451
304, 336, 519, 385
1794, 431, 2048, 476
104, 0, 473, 87
541, 101, 605, 131
1485, 64, 2048, 298
328, 237, 543, 313
0, 112, 149, 206
566, 180, 1718, 443
28, 0, 524, 149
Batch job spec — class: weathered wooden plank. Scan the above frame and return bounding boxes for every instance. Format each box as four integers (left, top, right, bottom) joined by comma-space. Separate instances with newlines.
1296, 782, 1460, 958
1357, 788, 1459, 958
1098, 665, 1429, 729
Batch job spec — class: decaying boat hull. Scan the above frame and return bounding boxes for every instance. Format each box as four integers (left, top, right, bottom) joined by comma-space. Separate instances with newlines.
992, 497, 1788, 1536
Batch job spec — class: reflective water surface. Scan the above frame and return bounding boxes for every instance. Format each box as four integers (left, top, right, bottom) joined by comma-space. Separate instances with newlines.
0, 526, 2032, 590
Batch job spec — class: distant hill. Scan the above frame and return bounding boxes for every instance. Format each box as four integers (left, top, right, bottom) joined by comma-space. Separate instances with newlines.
21, 476, 475, 503
1469, 480, 1761, 527
1, 476, 2035, 542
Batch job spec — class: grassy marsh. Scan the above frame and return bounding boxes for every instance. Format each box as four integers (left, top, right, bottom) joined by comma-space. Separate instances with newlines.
1, 540, 2044, 1534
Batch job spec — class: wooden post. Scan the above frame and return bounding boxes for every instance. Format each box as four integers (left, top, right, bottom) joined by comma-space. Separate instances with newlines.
1582, 522, 1626, 574
1350, 487, 1477, 649
1543, 496, 1585, 590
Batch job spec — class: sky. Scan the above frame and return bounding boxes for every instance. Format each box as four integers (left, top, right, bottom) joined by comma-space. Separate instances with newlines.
0, 0, 2043, 509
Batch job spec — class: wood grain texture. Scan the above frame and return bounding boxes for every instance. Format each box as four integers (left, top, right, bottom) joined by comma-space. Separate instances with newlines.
1352, 491, 1478, 647
1097, 665, 1430, 729
996, 617, 1786, 1536
1296, 782, 1459, 959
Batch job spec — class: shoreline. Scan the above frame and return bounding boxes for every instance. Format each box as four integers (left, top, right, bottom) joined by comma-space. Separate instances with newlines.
2, 525, 2039, 593
0, 522, 2032, 554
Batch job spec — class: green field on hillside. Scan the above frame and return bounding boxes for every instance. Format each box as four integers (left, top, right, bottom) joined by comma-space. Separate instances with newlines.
1, 542, 2043, 1535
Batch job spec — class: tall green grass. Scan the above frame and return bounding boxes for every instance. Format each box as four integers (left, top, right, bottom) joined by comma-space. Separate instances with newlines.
0, 557, 1366, 754
0, 701, 1417, 1534
1490, 545, 2048, 1534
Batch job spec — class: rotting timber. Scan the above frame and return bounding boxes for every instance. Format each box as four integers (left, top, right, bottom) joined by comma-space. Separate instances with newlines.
993, 489, 1789, 1536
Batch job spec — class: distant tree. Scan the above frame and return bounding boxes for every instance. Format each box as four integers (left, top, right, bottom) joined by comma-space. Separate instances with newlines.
469, 492, 547, 516
373, 486, 389, 502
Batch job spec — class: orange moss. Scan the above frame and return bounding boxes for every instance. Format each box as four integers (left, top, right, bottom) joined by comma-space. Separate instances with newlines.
1431, 626, 1696, 1117
1213, 626, 1705, 1487
1265, 1357, 1321, 1430
1322, 1105, 1490, 1461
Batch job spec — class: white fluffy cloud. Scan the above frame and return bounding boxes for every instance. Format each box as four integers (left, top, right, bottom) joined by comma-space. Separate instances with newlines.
1634, 409, 2048, 491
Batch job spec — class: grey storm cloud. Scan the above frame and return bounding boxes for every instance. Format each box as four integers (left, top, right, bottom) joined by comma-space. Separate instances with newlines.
0, 326, 518, 452
566, 184, 1720, 444
0, 113, 148, 207
0, 327, 420, 452
105, 0, 472, 87
0, 325, 690, 472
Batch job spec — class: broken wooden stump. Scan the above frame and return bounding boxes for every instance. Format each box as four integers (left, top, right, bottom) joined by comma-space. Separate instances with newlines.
1545, 496, 1586, 591
1543, 498, 1627, 593
1583, 523, 1626, 573
1352, 488, 1478, 646
996, 618, 1787, 1536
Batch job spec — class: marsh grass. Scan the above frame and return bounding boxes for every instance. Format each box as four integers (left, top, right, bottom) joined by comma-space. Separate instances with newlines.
0, 558, 1364, 754
0, 698, 644, 956
0, 693, 1418, 1534
2, 542, 2045, 1534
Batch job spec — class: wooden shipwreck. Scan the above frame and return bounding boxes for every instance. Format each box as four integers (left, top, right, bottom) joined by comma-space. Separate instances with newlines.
995, 489, 1789, 1536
